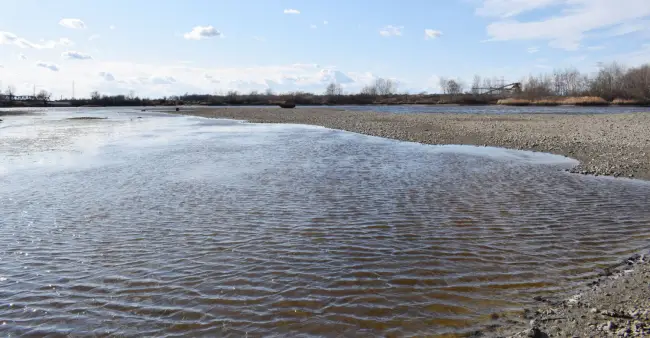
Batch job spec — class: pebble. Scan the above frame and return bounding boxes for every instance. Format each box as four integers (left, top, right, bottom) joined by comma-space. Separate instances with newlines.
605, 321, 617, 331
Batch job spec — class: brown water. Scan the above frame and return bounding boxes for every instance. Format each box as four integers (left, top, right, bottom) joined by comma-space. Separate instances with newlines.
1, 109, 650, 337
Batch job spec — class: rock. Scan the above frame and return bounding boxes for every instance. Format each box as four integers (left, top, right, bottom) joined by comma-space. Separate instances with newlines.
527, 328, 544, 338
605, 321, 617, 331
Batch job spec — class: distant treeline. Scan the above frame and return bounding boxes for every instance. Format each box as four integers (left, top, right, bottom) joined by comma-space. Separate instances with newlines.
2, 62, 649, 107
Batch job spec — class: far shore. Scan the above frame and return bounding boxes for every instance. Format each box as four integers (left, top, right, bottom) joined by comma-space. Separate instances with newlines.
3, 101, 650, 109
177, 107, 650, 181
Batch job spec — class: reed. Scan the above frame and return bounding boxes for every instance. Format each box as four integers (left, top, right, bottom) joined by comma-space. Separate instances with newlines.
497, 98, 531, 106
531, 99, 561, 106
611, 98, 649, 106
561, 96, 609, 106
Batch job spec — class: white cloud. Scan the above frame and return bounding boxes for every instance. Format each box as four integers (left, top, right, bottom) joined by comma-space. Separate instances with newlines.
587, 45, 605, 51
59, 18, 86, 29
476, 0, 562, 18
479, 0, 650, 51
424, 29, 443, 39
204, 74, 220, 84
0, 60, 400, 99
36, 62, 59, 72
527, 46, 540, 53
605, 43, 650, 67
149, 76, 177, 85
62, 51, 93, 60
603, 20, 650, 37
1, 31, 72, 49
99, 72, 115, 81
252, 36, 266, 42
109, 25, 116, 30
19, 53, 27, 60
58, 38, 74, 47
88, 34, 100, 41
379, 25, 403, 37
183, 26, 221, 40
310, 24, 317, 29
323, 20, 328, 25
283, 9, 300, 14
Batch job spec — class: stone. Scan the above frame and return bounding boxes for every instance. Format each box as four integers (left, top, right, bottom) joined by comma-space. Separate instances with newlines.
605, 321, 617, 331
527, 328, 544, 338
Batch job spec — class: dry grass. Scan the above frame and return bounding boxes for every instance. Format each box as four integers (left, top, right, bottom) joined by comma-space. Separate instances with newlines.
611, 98, 649, 106
531, 99, 561, 106
561, 96, 609, 106
497, 98, 562, 106
497, 98, 531, 106
499, 96, 614, 106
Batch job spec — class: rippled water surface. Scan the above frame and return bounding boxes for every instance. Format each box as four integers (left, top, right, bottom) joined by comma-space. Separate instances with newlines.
1, 108, 650, 337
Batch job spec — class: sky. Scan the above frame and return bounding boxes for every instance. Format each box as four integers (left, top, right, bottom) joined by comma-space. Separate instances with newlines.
0, 0, 649, 98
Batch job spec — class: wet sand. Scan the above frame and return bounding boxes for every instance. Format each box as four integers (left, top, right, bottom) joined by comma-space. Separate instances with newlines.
178, 107, 650, 337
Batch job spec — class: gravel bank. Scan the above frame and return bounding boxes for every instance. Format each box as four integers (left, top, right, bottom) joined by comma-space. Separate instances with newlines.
178, 107, 650, 180
504, 251, 650, 338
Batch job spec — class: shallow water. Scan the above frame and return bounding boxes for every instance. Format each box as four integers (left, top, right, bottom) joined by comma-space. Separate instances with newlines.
1, 108, 650, 337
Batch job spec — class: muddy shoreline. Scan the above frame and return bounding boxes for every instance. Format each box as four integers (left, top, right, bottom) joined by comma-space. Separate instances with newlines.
177, 107, 650, 337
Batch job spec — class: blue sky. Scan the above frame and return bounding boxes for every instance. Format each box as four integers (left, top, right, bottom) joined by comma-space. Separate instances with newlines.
0, 0, 649, 98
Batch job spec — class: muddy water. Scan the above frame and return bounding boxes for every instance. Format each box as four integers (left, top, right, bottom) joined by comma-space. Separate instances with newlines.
1, 108, 650, 337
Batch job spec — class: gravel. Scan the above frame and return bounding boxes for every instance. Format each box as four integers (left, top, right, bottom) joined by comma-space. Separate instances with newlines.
503, 251, 650, 337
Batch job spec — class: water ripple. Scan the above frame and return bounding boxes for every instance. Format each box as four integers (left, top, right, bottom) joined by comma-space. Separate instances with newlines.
1, 111, 650, 336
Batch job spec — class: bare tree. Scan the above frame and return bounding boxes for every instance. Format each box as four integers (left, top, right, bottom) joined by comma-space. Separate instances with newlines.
5, 85, 16, 101
360, 84, 378, 96
374, 78, 397, 95
325, 82, 343, 96
439, 77, 449, 94
521, 74, 553, 99
226, 90, 239, 103
589, 62, 626, 100
621, 64, 650, 100
90, 91, 101, 101
471, 75, 481, 95
446, 79, 464, 96
36, 89, 51, 105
